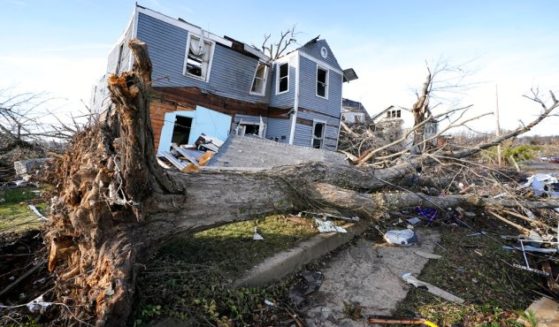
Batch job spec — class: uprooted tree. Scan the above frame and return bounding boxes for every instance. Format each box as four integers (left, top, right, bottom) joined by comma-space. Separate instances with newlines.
45, 39, 559, 326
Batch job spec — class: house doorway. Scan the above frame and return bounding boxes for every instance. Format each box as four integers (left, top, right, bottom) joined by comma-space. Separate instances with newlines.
171, 115, 192, 146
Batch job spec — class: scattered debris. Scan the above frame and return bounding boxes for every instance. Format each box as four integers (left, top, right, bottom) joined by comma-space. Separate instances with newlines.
407, 217, 421, 225
25, 294, 53, 313
289, 271, 323, 307
367, 316, 438, 326
416, 207, 438, 223
300, 210, 359, 222
28, 205, 47, 221
401, 272, 465, 304
502, 245, 557, 254
314, 218, 347, 233
195, 134, 223, 152
252, 227, 264, 241
413, 250, 441, 260
521, 173, 559, 197
384, 229, 418, 246
13, 158, 49, 181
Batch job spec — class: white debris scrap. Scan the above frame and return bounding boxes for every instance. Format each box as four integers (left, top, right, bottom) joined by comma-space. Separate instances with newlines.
521, 174, 559, 197
401, 273, 464, 304
384, 229, 417, 246
252, 227, 264, 240
26, 295, 53, 313
314, 219, 347, 233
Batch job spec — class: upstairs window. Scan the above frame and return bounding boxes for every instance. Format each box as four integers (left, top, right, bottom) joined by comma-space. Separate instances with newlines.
312, 121, 326, 149
316, 67, 329, 98
250, 62, 268, 95
386, 109, 401, 119
276, 63, 289, 94
184, 34, 214, 81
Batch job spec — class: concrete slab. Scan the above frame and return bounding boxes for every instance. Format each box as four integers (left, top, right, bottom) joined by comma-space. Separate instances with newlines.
303, 229, 441, 327
518, 297, 559, 327
234, 222, 369, 287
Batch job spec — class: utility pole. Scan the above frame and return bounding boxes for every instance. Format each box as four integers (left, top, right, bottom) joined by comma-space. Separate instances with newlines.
495, 84, 502, 167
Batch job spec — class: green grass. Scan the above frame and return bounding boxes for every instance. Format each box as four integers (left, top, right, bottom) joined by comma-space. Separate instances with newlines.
393, 227, 541, 326
0, 187, 46, 233
134, 214, 317, 326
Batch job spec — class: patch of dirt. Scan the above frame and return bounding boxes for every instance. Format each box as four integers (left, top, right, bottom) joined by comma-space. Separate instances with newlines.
0, 230, 53, 326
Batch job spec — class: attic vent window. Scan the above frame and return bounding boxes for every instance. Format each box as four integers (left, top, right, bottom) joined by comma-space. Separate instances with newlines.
184, 34, 214, 81
276, 63, 289, 94
316, 67, 329, 98
320, 46, 328, 59
250, 62, 268, 95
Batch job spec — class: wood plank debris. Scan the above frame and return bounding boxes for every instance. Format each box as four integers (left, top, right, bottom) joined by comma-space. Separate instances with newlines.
401, 272, 465, 304
28, 205, 47, 221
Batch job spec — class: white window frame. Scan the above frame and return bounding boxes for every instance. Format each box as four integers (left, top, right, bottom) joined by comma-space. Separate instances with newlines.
311, 119, 327, 149
183, 33, 215, 82
316, 65, 329, 99
250, 62, 268, 96
276, 62, 289, 95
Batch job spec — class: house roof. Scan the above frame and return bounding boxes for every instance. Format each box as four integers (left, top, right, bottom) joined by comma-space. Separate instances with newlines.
135, 4, 270, 61
342, 98, 369, 116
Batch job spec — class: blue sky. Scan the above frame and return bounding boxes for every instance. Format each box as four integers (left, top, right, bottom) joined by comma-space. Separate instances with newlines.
1, 0, 558, 134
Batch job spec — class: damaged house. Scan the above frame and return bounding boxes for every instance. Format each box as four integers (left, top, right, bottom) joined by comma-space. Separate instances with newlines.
91, 4, 358, 156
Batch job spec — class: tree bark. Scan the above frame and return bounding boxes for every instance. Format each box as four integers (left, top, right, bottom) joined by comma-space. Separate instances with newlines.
44, 40, 558, 326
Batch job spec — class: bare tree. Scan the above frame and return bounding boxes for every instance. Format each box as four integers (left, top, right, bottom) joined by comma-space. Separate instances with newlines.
0, 89, 97, 144
260, 26, 298, 60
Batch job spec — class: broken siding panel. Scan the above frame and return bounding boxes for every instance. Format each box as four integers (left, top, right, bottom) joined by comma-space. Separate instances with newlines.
136, 13, 268, 103
265, 118, 291, 143
298, 56, 343, 118
299, 40, 342, 71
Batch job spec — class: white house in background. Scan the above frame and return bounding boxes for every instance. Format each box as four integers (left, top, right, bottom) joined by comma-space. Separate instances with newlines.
370, 105, 438, 146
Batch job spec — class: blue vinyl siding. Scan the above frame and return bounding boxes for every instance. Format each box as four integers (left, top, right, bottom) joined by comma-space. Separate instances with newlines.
266, 118, 291, 143
293, 123, 312, 147
298, 56, 343, 118
269, 62, 296, 108
293, 120, 339, 150
136, 13, 269, 103
299, 40, 342, 71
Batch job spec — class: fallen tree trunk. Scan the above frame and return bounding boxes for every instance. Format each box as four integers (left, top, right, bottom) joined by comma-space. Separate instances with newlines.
44, 40, 558, 326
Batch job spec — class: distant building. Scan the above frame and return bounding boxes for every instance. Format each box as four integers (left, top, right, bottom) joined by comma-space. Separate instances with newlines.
370, 105, 438, 146
341, 98, 370, 125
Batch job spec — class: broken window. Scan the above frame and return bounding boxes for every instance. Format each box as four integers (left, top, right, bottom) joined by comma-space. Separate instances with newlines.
115, 43, 124, 74
235, 117, 266, 138
277, 63, 289, 94
171, 115, 193, 146
184, 34, 214, 81
312, 121, 326, 149
316, 67, 329, 98
251, 62, 268, 95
